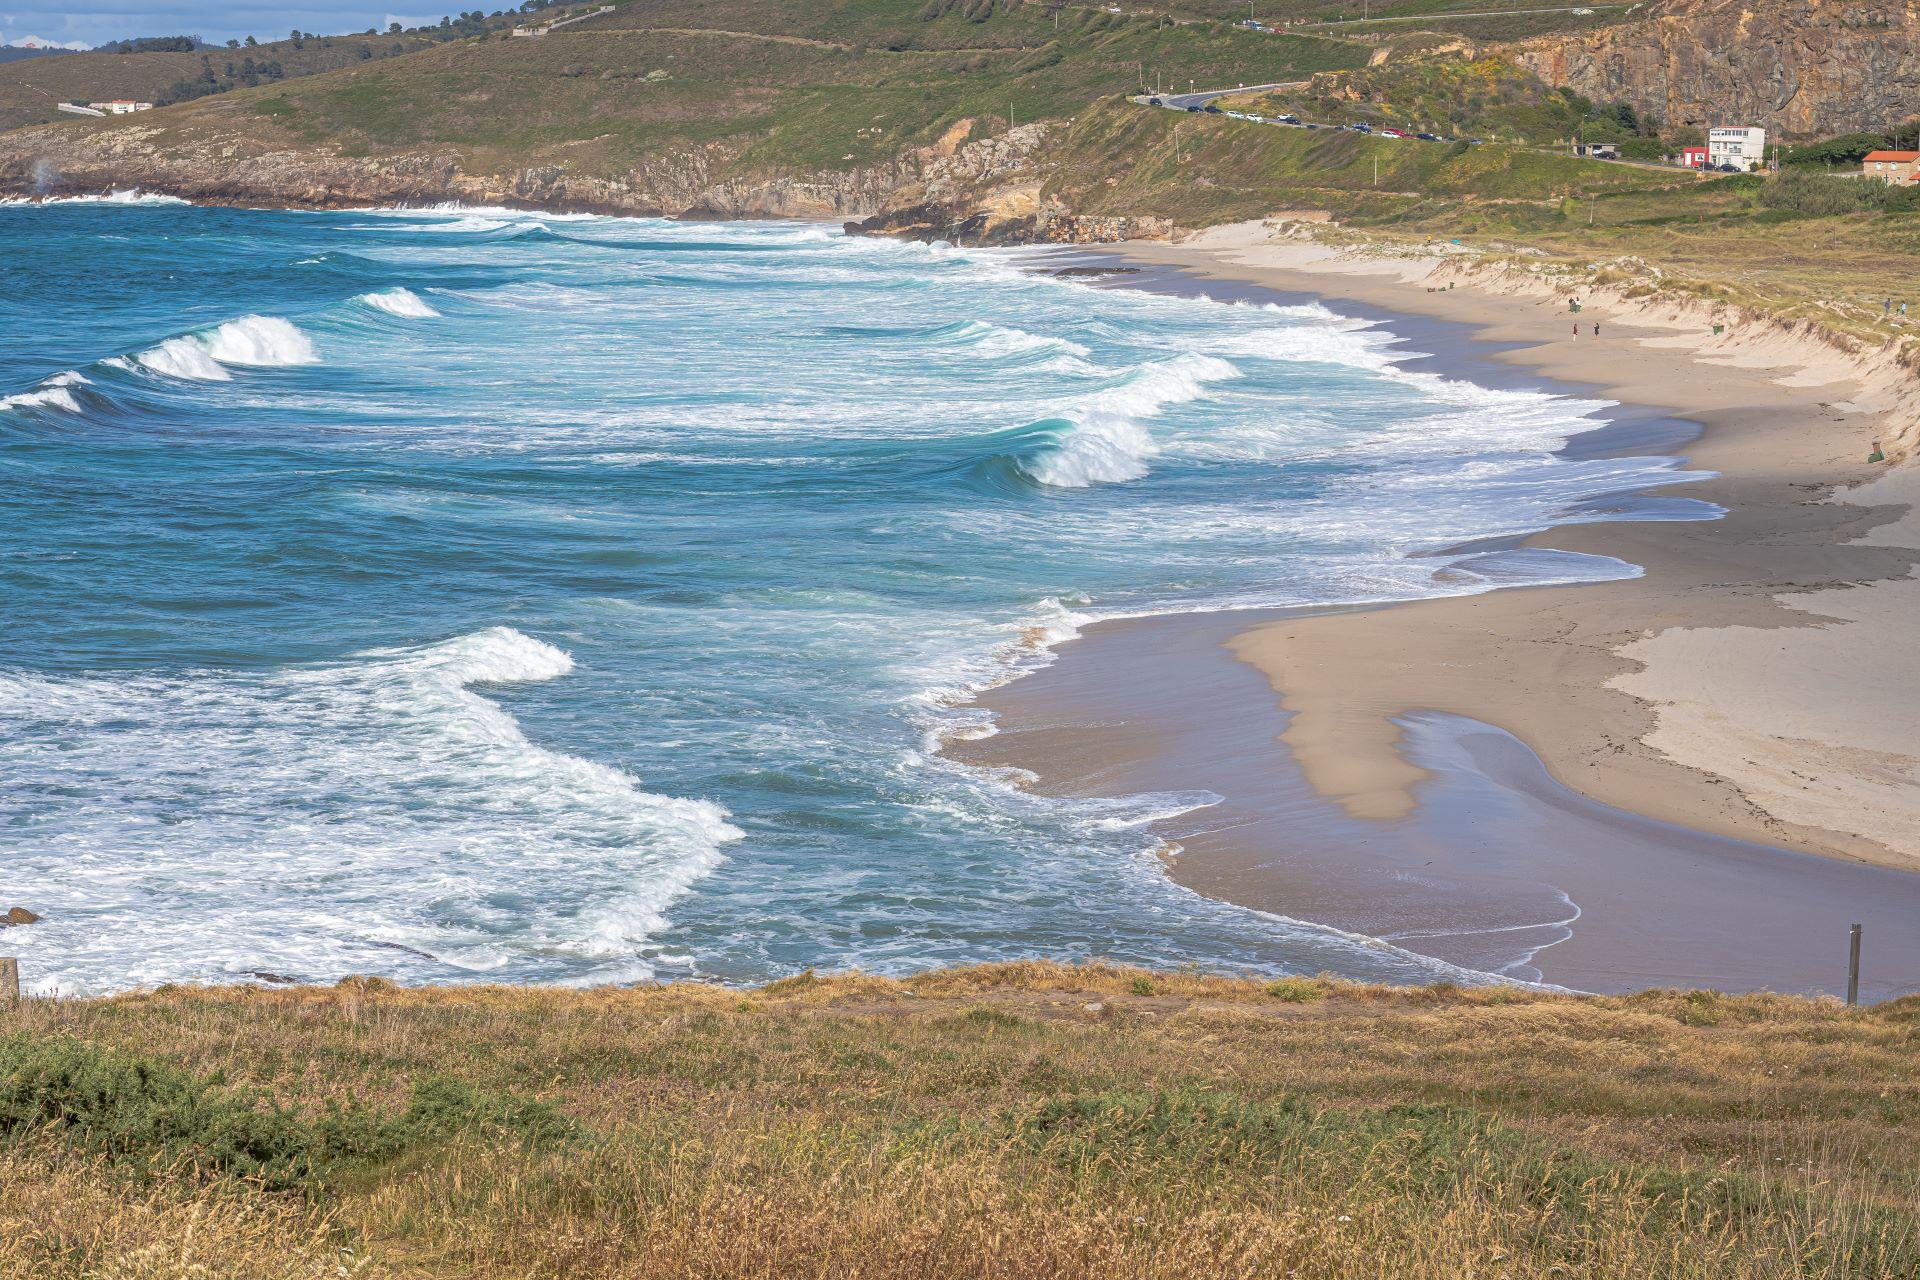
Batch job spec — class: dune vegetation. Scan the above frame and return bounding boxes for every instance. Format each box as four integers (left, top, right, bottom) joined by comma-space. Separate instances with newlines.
2, 963, 1916, 1279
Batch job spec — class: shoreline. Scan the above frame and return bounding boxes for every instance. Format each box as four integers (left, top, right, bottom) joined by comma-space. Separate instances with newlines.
956, 223, 1920, 997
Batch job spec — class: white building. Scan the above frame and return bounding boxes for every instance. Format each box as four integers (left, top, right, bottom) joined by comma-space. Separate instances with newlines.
87, 100, 155, 114
1707, 126, 1766, 172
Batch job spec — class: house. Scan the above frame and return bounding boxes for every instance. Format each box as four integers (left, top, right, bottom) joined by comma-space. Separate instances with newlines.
87, 100, 154, 114
1862, 150, 1920, 186
1573, 142, 1619, 160
1679, 145, 1708, 169
1707, 125, 1766, 171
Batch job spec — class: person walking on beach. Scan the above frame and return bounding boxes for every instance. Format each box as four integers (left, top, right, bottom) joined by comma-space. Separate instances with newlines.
1572, 321, 1579, 340
1593, 321, 1600, 337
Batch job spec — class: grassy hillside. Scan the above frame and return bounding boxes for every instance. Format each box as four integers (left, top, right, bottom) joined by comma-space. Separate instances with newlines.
0, 35, 442, 132
10, 2, 1366, 177
1041, 96, 1688, 224
2, 964, 1915, 1279
1230, 52, 1683, 152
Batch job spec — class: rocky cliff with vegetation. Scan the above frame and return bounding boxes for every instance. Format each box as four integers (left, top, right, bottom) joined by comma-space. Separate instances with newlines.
1513, 0, 1920, 137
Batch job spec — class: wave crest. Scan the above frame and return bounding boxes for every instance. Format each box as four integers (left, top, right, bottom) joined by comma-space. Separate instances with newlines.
358, 287, 441, 319
134, 315, 319, 381
1022, 353, 1240, 488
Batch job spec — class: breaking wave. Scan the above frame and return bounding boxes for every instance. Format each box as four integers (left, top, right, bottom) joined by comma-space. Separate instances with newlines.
0, 371, 89, 415
1019, 352, 1240, 488
0, 626, 741, 993
135, 315, 319, 381
357, 287, 442, 319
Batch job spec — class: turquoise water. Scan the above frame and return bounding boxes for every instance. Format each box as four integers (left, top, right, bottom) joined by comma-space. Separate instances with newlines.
2, 197, 1707, 994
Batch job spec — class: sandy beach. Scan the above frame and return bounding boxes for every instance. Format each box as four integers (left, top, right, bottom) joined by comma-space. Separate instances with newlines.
958, 222, 1920, 997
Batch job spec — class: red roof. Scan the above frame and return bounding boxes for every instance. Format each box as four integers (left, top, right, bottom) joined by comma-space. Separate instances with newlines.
1863, 151, 1920, 163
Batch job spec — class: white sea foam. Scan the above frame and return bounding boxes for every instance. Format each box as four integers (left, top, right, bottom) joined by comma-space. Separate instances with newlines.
134, 315, 318, 381
4, 189, 190, 207
953, 319, 1091, 361
358, 287, 442, 318
0, 371, 89, 414
202, 315, 320, 366
0, 626, 740, 994
136, 336, 232, 381
0, 385, 81, 413
1024, 352, 1240, 488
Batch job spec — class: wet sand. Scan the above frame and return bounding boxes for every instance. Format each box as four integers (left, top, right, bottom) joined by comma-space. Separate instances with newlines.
957, 234, 1920, 999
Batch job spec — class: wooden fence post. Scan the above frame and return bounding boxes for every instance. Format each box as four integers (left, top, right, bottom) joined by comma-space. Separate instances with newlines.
1847, 924, 1862, 1007
0, 957, 18, 1005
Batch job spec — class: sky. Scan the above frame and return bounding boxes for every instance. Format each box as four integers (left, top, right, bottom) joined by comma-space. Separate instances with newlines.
1, 4, 455, 48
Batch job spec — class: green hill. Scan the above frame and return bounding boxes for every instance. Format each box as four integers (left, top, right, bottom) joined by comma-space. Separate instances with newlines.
0, 34, 445, 133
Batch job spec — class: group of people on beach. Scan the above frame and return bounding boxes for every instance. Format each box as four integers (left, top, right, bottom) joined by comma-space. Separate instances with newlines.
1574, 321, 1599, 339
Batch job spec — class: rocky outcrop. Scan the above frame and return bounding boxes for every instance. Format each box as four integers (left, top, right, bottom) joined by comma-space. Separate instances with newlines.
2, 907, 40, 927
0, 113, 1178, 246
1513, 0, 1920, 137
0, 114, 1080, 235
0, 120, 930, 218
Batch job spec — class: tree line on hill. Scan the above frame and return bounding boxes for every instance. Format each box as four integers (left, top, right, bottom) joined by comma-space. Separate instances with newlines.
140, 3, 591, 108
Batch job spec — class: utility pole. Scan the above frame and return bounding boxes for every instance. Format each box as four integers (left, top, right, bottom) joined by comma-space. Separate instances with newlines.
1373, 154, 1378, 186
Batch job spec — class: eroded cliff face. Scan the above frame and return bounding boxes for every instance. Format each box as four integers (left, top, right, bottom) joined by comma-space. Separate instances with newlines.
0, 114, 1173, 244
1514, 0, 1920, 137
0, 120, 930, 219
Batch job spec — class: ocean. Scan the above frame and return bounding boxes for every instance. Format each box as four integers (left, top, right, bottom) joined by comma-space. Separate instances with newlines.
1, 196, 1710, 995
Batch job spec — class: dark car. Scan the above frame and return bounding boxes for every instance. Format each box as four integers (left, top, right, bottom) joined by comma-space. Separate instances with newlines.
1186, 105, 1203, 113
1204, 104, 1223, 114
1351, 122, 1372, 133
1277, 114, 1300, 124
1716, 163, 1740, 172
1148, 96, 1162, 106
1416, 132, 1440, 142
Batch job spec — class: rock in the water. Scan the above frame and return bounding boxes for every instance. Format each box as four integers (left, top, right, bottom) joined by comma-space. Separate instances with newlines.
2, 907, 40, 927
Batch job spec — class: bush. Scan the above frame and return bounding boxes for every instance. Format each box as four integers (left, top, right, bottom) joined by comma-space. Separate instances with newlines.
1757, 168, 1920, 216
1784, 131, 1898, 168
1265, 977, 1327, 1002
0, 1035, 322, 1188
0, 1035, 578, 1190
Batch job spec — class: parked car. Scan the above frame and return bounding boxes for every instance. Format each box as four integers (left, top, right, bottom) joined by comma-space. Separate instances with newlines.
1147, 97, 1162, 106
1351, 122, 1371, 133
1716, 163, 1740, 172
1186, 105, 1203, 113
1277, 114, 1300, 124
1203, 104, 1223, 114
1416, 132, 1440, 142
1380, 128, 1409, 139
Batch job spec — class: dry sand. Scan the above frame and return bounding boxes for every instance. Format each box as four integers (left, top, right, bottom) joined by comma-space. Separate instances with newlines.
958, 221, 1920, 992
1123, 223, 1920, 870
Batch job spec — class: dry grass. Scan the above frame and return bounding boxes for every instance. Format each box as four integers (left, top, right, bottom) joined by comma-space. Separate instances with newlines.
3, 963, 1917, 1279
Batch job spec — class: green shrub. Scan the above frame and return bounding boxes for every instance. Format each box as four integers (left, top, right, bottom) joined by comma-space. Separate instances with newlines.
0, 1035, 322, 1188
0, 1035, 577, 1189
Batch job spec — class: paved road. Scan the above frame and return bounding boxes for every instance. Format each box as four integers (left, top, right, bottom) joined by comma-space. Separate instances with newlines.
1294, 2, 1632, 26
1145, 82, 1301, 109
